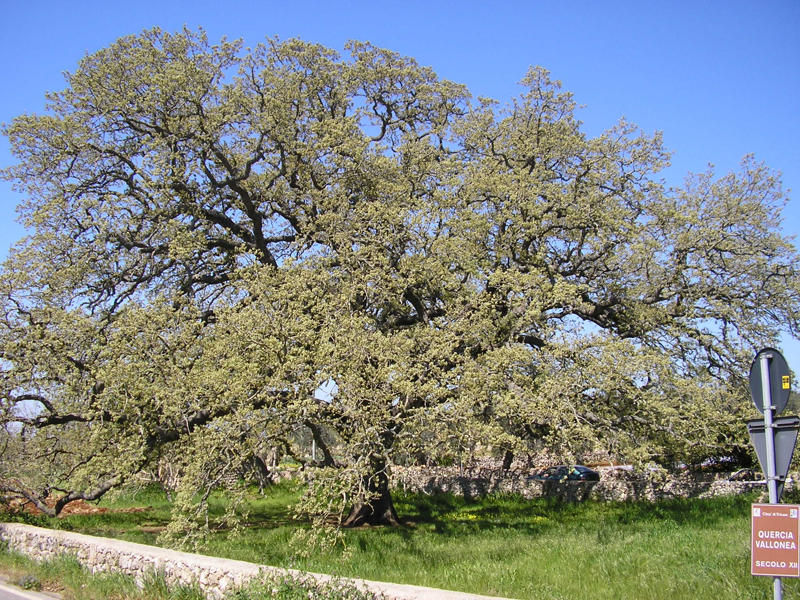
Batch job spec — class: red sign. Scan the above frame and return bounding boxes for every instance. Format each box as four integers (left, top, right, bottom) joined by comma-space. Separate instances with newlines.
752, 503, 800, 577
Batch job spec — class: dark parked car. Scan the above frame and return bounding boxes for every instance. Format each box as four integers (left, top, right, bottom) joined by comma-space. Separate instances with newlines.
530, 465, 600, 482
727, 468, 763, 482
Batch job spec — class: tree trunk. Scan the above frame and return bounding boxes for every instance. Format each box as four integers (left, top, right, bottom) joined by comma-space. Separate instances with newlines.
341, 462, 401, 527
304, 420, 337, 467
502, 450, 514, 471
245, 454, 274, 492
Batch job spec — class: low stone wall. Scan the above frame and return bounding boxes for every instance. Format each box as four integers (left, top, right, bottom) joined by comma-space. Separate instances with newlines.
0, 523, 512, 600
392, 466, 780, 502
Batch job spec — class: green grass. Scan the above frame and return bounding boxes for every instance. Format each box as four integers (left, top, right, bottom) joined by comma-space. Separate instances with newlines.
3, 482, 798, 600
0, 546, 375, 600
0, 546, 206, 600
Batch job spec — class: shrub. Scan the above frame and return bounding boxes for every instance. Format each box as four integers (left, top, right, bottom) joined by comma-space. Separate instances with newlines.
230, 572, 383, 600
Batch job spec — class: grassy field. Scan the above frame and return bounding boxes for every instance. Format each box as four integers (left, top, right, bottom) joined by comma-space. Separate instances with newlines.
3, 482, 798, 600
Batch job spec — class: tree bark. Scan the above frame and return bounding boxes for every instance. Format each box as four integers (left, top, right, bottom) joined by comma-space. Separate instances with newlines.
341, 461, 401, 527
245, 454, 274, 492
502, 449, 514, 471
304, 420, 337, 467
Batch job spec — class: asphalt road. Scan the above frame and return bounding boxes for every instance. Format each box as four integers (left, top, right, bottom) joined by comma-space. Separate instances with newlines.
0, 581, 61, 600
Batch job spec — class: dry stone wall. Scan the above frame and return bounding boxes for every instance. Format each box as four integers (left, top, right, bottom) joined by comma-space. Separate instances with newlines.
391, 466, 781, 502
0, 523, 511, 600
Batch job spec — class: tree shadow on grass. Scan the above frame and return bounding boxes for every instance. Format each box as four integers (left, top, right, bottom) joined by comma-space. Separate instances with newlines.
391, 489, 760, 537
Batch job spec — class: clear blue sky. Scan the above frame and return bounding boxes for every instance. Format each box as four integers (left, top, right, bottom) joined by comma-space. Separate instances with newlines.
1, 0, 798, 365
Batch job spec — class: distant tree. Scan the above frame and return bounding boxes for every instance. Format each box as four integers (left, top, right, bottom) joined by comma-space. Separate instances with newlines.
787, 391, 800, 415
1, 28, 798, 536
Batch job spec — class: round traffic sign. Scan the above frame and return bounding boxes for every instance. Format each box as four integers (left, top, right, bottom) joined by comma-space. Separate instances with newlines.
749, 347, 792, 415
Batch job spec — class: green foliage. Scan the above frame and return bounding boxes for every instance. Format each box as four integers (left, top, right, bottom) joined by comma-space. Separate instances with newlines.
1, 26, 798, 537
786, 390, 800, 415
0, 507, 51, 528
230, 573, 382, 600
140, 571, 207, 600
16, 574, 41, 590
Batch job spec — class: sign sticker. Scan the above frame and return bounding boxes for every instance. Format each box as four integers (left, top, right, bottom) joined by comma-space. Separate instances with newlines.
784, 375, 791, 390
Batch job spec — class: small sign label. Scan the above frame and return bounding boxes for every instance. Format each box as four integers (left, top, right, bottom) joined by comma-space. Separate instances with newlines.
784, 375, 791, 390
752, 503, 800, 577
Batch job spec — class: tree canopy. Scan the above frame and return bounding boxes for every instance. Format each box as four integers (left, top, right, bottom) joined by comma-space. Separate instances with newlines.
1, 27, 798, 535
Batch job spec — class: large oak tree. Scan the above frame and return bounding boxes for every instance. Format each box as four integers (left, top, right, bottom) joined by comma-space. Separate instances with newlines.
1, 28, 798, 533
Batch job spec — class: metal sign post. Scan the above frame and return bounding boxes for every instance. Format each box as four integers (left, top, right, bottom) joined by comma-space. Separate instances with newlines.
762, 352, 780, 504
747, 416, 800, 501
761, 352, 782, 600
749, 347, 795, 600
750, 348, 792, 416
